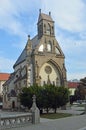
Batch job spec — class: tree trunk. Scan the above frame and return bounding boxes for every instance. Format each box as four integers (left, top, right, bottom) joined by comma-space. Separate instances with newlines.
54, 108, 57, 113
46, 108, 49, 113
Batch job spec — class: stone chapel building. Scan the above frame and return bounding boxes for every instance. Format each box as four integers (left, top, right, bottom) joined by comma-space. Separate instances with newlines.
3, 10, 67, 109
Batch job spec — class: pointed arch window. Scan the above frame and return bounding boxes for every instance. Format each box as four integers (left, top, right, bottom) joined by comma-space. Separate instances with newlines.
47, 23, 51, 35
52, 26, 54, 35
47, 41, 52, 52
38, 44, 44, 52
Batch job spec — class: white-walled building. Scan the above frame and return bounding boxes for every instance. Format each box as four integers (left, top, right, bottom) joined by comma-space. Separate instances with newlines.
0, 73, 10, 97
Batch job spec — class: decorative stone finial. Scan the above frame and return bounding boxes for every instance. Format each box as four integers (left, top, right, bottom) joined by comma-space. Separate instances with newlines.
49, 11, 51, 16
28, 35, 30, 40
32, 94, 36, 103
39, 9, 41, 14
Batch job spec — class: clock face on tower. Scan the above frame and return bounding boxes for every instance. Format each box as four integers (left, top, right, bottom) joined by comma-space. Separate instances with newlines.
45, 66, 52, 74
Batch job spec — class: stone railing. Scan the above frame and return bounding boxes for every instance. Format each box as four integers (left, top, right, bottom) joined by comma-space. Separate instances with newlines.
0, 95, 40, 129
0, 113, 32, 129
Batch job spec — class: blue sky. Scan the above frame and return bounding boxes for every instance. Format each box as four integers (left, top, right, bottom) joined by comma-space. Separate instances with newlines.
0, 0, 86, 80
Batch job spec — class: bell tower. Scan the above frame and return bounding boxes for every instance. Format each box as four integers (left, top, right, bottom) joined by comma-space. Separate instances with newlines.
37, 9, 55, 39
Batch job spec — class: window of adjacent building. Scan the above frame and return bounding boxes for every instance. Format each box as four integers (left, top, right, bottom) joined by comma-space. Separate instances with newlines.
55, 47, 60, 54
38, 44, 44, 52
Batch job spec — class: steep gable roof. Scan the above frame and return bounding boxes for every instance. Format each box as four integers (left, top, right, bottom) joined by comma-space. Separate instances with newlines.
13, 49, 26, 68
13, 35, 40, 68
31, 35, 39, 49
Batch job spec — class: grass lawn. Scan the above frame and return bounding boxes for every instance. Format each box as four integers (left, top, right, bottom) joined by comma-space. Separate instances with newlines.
77, 104, 86, 107
41, 113, 72, 119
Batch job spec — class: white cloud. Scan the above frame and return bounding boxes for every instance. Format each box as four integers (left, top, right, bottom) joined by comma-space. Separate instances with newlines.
0, 0, 26, 37
0, 0, 86, 80
0, 0, 42, 49
54, 31, 86, 61
57, 34, 86, 52
0, 57, 14, 73
0, 0, 41, 37
56, 31, 86, 80
12, 38, 27, 49
42, 0, 85, 32
79, 32, 86, 40
67, 72, 86, 80
0, 0, 86, 37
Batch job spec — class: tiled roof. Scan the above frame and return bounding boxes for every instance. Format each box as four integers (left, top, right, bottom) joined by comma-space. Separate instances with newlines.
0, 73, 10, 81
32, 35, 39, 49
68, 82, 79, 88
3, 73, 14, 86
13, 49, 26, 68
13, 35, 39, 67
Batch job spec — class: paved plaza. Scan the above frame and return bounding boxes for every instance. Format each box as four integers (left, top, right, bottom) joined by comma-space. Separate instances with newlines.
2, 115, 85, 130
0, 105, 86, 130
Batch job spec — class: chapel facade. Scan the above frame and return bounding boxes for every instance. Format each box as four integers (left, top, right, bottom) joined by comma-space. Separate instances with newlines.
3, 10, 67, 109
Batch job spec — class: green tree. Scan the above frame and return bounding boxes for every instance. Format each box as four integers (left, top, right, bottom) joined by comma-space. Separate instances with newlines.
19, 85, 43, 109
30, 84, 44, 109
45, 84, 58, 113
41, 84, 55, 113
19, 85, 69, 113
75, 77, 86, 100
19, 87, 33, 108
57, 87, 69, 107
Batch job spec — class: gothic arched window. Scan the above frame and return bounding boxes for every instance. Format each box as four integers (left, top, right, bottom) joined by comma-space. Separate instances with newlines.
52, 26, 54, 35
47, 23, 51, 35
47, 41, 52, 52
44, 24, 46, 33
38, 44, 44, 52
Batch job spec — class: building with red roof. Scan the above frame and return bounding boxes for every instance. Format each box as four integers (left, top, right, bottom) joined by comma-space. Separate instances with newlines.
68, 81, 79, 95
0, 73, 10, 96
